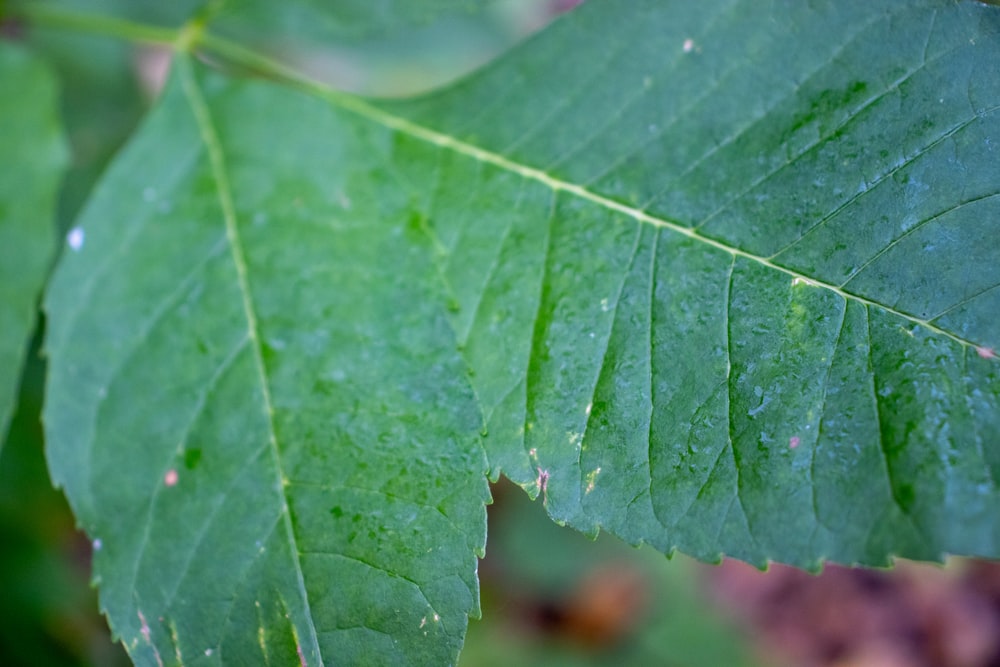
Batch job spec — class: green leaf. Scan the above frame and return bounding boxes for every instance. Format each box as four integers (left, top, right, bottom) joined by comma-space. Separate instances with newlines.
0, 45, 67, 444
45, 56, 489, 665
41, 0, 1000, 664
380, 0, 1000, 566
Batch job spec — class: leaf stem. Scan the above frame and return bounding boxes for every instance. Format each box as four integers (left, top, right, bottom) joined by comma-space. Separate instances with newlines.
12, 4, 179, 45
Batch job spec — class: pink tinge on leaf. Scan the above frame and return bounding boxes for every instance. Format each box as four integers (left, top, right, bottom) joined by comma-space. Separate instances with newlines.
976, 346, 996, 360
789, 436, 801, 449
164, 469, 178, 487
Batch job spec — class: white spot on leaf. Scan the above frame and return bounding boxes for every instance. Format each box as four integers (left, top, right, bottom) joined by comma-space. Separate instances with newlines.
683, 38, 695, 53
67, 227, 84, 251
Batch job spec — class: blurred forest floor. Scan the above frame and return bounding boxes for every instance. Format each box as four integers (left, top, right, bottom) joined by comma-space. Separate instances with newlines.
469, 478, 1000, 667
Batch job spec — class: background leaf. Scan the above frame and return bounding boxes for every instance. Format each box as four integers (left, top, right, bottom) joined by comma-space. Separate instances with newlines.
24, 0, 502, 41
40, 0, 1000, 664
19, 0, 571, 97
0, 44, 67, 444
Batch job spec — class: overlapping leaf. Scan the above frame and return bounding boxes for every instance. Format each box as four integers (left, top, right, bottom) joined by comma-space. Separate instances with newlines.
381, 0, 1000, 566
40, 0, 1000, 665
0, 45, 66, 444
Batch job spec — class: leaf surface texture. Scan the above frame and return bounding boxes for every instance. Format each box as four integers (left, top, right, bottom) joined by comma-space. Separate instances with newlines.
41, 0, 1000, 664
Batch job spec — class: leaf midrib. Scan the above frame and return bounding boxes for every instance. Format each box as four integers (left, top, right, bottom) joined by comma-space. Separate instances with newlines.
176, 54, 323, 661
18, 4, 992, 354
196, 32, 991, 357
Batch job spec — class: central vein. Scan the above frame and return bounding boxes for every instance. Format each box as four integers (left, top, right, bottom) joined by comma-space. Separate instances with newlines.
176, 53, 323, 662
17, 5, 987, 354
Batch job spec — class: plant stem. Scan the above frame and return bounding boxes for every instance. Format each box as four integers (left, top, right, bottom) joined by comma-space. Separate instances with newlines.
12, 4, 179, 45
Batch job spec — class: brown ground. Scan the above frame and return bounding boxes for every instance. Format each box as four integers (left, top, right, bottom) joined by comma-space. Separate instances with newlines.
707, 558, 1000, 667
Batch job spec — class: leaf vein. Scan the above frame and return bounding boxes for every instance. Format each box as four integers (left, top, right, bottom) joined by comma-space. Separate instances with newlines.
177, 55, 323, 663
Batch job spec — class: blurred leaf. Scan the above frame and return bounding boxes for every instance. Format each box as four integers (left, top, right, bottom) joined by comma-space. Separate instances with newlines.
23, 0, 512, 42
0, 44, 66, 444
0, 335, 128, 667
23, 26, 149, 224
19, 0, 564, 96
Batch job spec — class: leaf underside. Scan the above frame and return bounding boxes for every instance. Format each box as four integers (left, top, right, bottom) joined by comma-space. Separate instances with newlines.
40, 0, 1000, 665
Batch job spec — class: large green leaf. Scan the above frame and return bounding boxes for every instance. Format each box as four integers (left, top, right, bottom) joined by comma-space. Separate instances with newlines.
381, 0, 1000, 566
40, 0, 1000, 664
0, 45, 67, 444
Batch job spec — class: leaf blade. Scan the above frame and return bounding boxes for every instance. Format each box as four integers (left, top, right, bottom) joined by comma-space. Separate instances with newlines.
375, 0, 1000, 564
0, 45, 67, 445
40, 0, 1000, 664
44, 57, 489, 665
